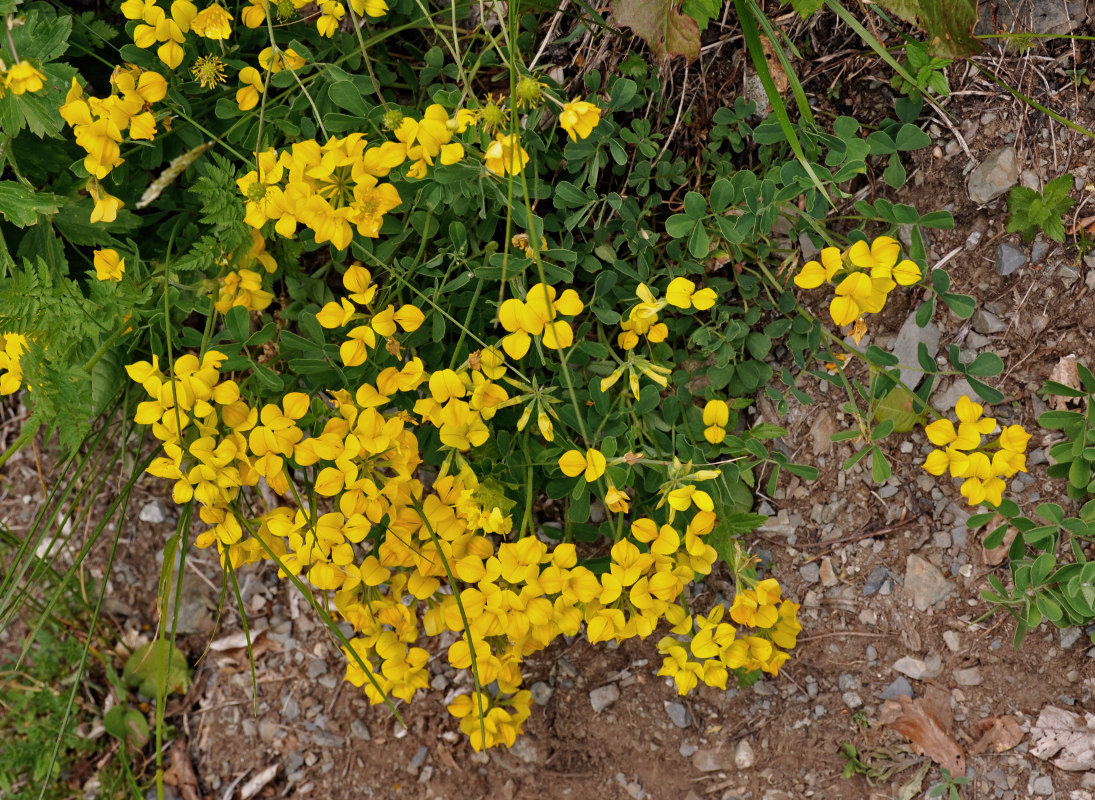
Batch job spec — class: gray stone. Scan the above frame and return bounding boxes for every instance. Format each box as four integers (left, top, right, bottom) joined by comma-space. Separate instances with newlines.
893, 654, 943, 680
838, 673, 860, 691
954, 667, 982, 686
680, 741, 698, 757
968, 146, 1019, 204
589, 684, 620, 712
307, 659, 326, 679
665, 701, 691, 729
139, 500, 167, 524
799, 562, 820, 584
1058, 264, 1081, 287
510, 738, 542, 764
842, 692, 864, 710
1031, 240, 1050, 263
692, 746, 735, 772
996, 243, 1027, 276
891, 313, 939, 390
881, 676, 914, 700
988, 0, 1090, 35
818, 557, 838, 587
972, 309, 1008, 335
350, 720, 370, 740
905, 554, 955, 611
1033, 775, 1054, 795
863, 566, 891, 597
735, 739, 756, 769
407, 746, 429, 774
530, 681, 554, 705
934, 378, 975, 411
1061, 628, 1083, 650
282, 697, 300, 721
943, 631, 961, 653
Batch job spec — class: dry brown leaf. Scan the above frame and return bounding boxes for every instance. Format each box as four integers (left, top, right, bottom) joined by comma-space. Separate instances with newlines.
1031, 705, 1095, 770
979, 513, 1017, 566
213, 630, 280, 669
240, 764, 279, 800
760, 35, 789, 96
1048, 354, 1081, 410
880, 686, 965, 775
969, 715, 1024, 755
163, 737, 202, 800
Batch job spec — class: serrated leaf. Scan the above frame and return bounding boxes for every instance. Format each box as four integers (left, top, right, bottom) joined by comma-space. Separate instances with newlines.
682, 0, 722, 31
613, 0, 701, 61
0, 182, 59, 227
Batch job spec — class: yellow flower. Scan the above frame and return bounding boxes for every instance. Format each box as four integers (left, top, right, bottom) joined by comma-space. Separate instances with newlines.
258, 46, 306, 73
93, 248, 125, 281
5, 61, 47, 95
236, 66, 263, 110
350, 0, 388, 18
316, 0, 345, 36
483, 133, 529, 177
558, 99, 601, 141
604, 484, 630, 514
847, 236, 900, 270
190, 3, 233, 38
793, 247, 843, 288
665, 277, 717, 310
702, 399, 730, 444
558, 448, 607, 482
88, 181, 123, 224
0, 333, 28, 395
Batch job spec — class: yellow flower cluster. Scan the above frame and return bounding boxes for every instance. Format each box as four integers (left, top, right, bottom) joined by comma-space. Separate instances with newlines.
657, 578, 801, 693
498, 283, 584, 358
60, 66, 167, 222
213, 231, 277, 314
793, 236, 921, 338
0, 333, 28, 395
240, 0, 387, 34
129, 327, 800, 750
921, 395, 1031, 506
1, 60, 46, 96
315, 263, 424, 365
617, 277, 715, 351
237, 136, 403, 250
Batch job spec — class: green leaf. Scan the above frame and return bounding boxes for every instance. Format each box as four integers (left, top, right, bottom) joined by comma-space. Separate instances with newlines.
553, 180, 592, 209
613, 0, 701, 61
0, 181, 59, 227
224, 305, 249, 342
883, 153, 907, 188
873, 385, 923, 432
103, 706, 150, 750
966, 376, 1004, 404
1036, 503, 1064, 524
871, 446, 892, 482
682, 0, 723, 30
123, 640, 192, 697
843, 446, 871, 470
872, 0, 981, 57
787, 0, 823, 16
327, 81, 367, 116
665, 213, 695, 238
894, 123, 931, 150
965, 352, 1003, 377
941, 292, 975, 318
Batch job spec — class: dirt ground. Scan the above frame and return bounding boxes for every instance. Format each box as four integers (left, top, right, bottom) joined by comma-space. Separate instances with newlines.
7, 4, 1095, 800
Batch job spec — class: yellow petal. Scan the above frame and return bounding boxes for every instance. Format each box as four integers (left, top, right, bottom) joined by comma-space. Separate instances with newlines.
558, 449, 587, 478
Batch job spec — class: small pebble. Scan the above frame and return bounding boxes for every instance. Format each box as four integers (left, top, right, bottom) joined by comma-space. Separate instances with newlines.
842, 691, 864, 710
799, 563, 820, 584
590, 684, 620, 712
943, 631, 961, 652
954, 667, 982, 686
530, 681, 554, 705
665, 701, 691, 729
735, 739, 756, 769
679, 742, 698, 758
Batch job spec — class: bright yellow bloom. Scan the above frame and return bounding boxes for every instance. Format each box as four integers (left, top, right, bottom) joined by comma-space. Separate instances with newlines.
236, 66, 263, 110
558, 99, 601, 141
93, 248, 125, 281
558, 448, 607, 482
259, 47, 306, 73
191, 55, 227, 89
794, 247, 843, 288
483, 133, 529, 177
665, 277, 717, 310
190, 3, 233, 38
350, 0, 388, 18
0, 334, 28, 395
88, 181, 123, 224
5, 61, 47, 95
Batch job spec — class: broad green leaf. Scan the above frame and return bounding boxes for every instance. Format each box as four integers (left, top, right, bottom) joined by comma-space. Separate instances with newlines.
613, 0, 701, 61
941, 292, 975, 318
328, 81, 367, 116
0, 182, 59, 227
103, 706, 150, 750
682, 0, 722, 31
873, 385, 923, 432
123, 640, 192, 697
966, 352, 1003, 377
872, 0, 981, 57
